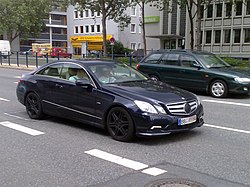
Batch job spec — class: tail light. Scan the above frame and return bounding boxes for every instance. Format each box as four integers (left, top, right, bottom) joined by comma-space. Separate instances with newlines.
136, 64, 140, 70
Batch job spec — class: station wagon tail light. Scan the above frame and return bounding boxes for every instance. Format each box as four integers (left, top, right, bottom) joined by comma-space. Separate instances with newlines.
136, 64, 140, 70
234, 77, 250, 83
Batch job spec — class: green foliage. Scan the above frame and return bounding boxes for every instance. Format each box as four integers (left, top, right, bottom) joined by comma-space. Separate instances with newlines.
222, 57, 250, 68
116, 57, 138, 68
0, 0, 54, 43
106, 41, 132, 55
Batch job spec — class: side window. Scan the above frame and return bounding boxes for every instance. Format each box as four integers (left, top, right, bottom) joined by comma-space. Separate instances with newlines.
180, 55, 198, 68
160, 53, 180, 66
63, 64, 90, 82
37, 64, 62, 78
143, 53, 163, 64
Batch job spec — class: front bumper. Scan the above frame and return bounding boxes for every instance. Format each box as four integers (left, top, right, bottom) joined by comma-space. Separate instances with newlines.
134, 105, 204, 137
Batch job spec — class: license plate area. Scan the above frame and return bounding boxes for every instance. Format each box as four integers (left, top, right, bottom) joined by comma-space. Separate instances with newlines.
178, 115, 196, 126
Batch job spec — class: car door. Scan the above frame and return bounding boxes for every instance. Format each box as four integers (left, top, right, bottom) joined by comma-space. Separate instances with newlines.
179, 54, 208, 91
50, 63, 100, 125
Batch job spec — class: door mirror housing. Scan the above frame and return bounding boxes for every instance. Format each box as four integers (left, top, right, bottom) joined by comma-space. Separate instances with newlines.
192, 63, 202, 69
75, 79, 93, 90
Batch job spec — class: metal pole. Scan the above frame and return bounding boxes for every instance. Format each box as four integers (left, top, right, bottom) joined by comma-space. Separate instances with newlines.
17, 52, 19, 67
26, 52, 28, 67
0, 52, 2, 65
8, 52, 10, 66
111, 45, 114, 60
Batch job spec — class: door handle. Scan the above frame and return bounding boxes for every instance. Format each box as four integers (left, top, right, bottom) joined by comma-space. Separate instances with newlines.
55, 84, 63, 88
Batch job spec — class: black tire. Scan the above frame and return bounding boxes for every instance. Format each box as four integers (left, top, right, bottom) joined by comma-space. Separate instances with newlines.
106, 107, 135, 142
209, 80, 228, 98
150, 75, 160, 81
25, 92, 44, 119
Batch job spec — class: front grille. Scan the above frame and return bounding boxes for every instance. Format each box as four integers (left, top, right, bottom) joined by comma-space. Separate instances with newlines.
166, 100, 198, 115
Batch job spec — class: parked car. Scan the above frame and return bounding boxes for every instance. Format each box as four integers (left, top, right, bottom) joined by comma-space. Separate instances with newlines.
16, 60, 204, 142
20, 49, 33, 55
136, 50, 250, 98
50, 47, 71, 58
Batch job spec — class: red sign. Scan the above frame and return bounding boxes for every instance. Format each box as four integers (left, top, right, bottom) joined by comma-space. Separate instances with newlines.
110, 37, 115, 43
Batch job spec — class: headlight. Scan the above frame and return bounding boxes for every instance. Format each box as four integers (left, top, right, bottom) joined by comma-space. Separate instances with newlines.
134, 100, 165, 114
234, 77, 250, 83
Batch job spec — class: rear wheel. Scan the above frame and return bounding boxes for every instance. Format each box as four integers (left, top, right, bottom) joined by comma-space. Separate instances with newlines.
106, 107, 135, 142
209, 80, 228, 98
150, 75, 160, 81
25, 92, 44, 119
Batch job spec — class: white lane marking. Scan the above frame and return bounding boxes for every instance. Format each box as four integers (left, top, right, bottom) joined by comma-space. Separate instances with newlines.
4, 113, 30, 121
204, 123, 250, 134
14, 82, 18, 84
141, 167, 167, 176
85, 149, 167, 176
202, 99, 250, 107
0, 97, 10, 102
14, 76, 21, 79
0, 121, 44, 136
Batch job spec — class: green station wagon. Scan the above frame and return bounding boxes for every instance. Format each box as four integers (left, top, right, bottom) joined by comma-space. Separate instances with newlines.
136, 50, 250, 98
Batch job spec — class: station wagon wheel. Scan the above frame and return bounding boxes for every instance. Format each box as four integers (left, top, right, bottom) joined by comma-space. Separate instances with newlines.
209, 80, 228, 98
150, 75, 160, 81
25, 92, 44, 119
106, 107, 135, 142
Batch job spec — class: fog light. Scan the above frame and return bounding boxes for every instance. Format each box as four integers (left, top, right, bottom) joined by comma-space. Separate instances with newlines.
243, 87, 248, 91
150, 126, 162, 130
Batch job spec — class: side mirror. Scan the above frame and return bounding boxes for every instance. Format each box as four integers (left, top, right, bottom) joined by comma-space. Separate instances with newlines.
75, 79, 93, 90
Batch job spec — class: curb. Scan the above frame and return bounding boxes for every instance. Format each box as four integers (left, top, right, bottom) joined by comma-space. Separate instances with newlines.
0, 64, 37, 70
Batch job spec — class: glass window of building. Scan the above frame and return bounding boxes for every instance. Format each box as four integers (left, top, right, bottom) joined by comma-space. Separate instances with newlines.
85, 25, 89, 33
91, 25, 95, 33
246, 1, 250, 15
75, 26, 79, 34
224, 30, 231, 43
236, 1, 242, 16
131, 43, 136, 50
138, 43, 141, 49
85, 10, 89, 18
206, 30, 212, 43
131, 7, 136, 16
234, 29, 241, 43
216, 4, 222, 17
244, 29, 250, 43
215, 30, 221, 43
131, 24, 136, 33
74, 10, 78, 19
226, 3, 232, 17
91, 11, 95, 17
79, 10, 83, 18
80, 26, 84, 33
207, 4, 213, 18
96, 25, 101, 32
201, 5, 204, 19
96, 12, 101, 17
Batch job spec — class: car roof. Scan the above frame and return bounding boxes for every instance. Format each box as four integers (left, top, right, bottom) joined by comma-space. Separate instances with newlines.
148, 49, 213, 55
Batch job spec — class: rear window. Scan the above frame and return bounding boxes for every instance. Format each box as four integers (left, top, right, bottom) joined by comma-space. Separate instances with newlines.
142, 53, 163, 64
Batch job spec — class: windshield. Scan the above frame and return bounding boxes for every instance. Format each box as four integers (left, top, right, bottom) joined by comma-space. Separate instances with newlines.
197, 54, 230, 68
88, 63, 148, 84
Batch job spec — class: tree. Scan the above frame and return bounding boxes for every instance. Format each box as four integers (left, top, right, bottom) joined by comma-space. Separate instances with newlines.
0, 0, 53, 45
66, 0, 131, 56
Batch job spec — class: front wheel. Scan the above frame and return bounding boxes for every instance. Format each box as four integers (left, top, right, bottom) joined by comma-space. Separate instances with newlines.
106, 107, 135, 142
209, 80, 228, 98
25, 92, 44, 119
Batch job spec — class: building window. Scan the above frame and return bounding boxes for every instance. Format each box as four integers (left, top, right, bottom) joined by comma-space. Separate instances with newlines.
216, 4, 222, 17
74, 10, 78, 19
85, 25, 89, 33
224, 30, 231, 43
79, 10, 83, 18
131, 43, 136, 50
244, 29, 250, 43
138, 43, 141, 49
207, 4, 213, 18
80, 26, 84, 33
236, 1, 242, 16
234, 29, 241, 43
91, 11, 95, 17
96, 12, 101, 17
247, 2, 250, 15
131, 7, 136, 16
91, 25, 95, 33
206, 30, 212, 43
75, 26, 79, 34
85, 10, 89, 18
226, 3, 232, 17
201, 5, 204, 19
96, 25, 101, 33
131, 23, 136, 33
215, 30, 221, 43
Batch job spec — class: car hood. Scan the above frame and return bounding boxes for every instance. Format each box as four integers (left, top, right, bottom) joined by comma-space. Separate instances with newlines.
103, 80, 197, 104
211, 67, 250, 77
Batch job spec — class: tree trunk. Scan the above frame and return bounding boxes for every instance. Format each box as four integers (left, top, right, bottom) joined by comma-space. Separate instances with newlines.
101, 0, 107, 57
186, 1, 194, 50
142, 2, 147, 56
196, 0, 202, 50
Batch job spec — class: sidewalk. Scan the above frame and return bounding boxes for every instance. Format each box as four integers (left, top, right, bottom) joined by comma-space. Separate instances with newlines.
0, 63, 37, 70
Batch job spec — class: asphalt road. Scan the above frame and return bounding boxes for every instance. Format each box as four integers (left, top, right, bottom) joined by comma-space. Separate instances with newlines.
0, 67, 249, 187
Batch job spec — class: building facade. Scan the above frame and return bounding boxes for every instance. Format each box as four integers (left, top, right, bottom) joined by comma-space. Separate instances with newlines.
66, 5, 143, 55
